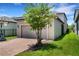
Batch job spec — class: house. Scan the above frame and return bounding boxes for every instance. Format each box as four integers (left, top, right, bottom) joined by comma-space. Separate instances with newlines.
0, 16, 17, 36
74, 9, 79, 35
16, 13, 67, 40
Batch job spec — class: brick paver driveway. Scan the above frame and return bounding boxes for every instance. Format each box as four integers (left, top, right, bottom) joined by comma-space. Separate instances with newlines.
0, 38, 37, 56
0, 38, 51, 56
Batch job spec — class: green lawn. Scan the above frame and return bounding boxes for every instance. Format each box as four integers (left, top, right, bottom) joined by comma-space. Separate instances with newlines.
5, 36, 16, 41
16, 32, 79, 56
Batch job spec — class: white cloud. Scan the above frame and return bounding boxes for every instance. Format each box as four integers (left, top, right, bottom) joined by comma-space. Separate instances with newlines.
0, 13, 23, 17
52, 4, 76, 15
50, 4, 77, 25
0, 14, 11, 17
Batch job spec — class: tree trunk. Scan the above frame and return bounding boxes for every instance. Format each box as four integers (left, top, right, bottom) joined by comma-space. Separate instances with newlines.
36, 30, 42, 45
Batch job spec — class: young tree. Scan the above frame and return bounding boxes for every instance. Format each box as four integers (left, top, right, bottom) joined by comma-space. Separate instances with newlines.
24, 3, 56, 45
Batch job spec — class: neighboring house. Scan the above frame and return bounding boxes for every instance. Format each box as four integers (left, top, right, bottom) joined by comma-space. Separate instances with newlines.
0, 16, 17, 36
74, 9, 79, 35
16, 13, 67, 40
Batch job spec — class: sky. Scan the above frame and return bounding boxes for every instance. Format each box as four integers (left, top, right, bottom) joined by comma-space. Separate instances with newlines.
0, 3, 79, 25
52, 3, 79, 25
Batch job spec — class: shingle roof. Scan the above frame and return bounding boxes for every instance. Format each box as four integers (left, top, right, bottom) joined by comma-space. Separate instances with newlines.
56, 13, 67, 23
11, 13, 67, 24
12, 17, 24, 21
0, 16, 17, 23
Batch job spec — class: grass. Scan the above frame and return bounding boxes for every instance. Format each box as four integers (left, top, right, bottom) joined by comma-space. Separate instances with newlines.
16, 32, 79, 56
5, 36, 16, 41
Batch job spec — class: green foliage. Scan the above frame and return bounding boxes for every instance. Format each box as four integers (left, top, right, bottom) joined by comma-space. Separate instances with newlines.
16, 32, 79, 56
68, 24, 75, 32
24, 3, 56, 30
5, 36, 16, 41
24, 4, 56, 44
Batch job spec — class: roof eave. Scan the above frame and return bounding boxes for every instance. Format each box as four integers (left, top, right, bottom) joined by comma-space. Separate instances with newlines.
0, 20, 17, 23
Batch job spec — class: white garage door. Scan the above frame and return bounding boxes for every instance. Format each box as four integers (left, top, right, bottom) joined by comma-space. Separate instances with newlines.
21, 25, 37, 38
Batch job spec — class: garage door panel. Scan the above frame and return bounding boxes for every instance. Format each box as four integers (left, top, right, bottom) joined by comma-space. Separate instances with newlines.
21, 25, 36, 38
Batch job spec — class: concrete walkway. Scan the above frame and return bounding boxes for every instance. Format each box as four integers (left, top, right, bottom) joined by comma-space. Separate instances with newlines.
0, 38, 52, 56
0, 38, 37, 56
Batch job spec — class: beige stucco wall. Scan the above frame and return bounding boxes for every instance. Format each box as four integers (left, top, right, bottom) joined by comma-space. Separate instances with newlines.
17, 14, 67, 39
17, 19, 63, 40
53, 19, 62, 39
56, 13, 67, 33
41, 27, 48, 39
63, 18, 67, 33
46, 19, 54, 39
41, 19, 54, 39
17, 24, 22, 37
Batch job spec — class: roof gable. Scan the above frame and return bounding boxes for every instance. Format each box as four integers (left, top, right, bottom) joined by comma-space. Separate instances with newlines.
56, 13, 67, 24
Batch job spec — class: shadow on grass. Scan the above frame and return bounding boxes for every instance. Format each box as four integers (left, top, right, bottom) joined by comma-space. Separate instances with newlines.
26, 32, 70, 51
27, 43, 62, 51
24, 31, 71, 52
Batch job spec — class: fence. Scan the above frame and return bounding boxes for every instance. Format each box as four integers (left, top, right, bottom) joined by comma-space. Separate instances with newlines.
0, 29, 17, 36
